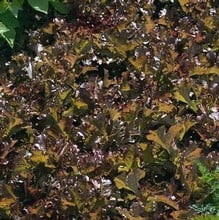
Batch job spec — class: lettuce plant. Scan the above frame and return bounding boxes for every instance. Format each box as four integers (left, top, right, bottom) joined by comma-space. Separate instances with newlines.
191, 162, 219, 217
0, 0, 68, 47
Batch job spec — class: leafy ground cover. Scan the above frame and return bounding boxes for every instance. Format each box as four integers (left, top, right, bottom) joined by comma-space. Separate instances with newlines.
0, 0, 219, 219
0, 0, 68, 48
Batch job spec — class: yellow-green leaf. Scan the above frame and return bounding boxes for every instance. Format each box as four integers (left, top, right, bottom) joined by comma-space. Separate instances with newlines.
75, 40, 91, 55
3, 117, 23, 138
107, 35, 137, 58
115, 43, 132, 58
109, 108, 121, 121
178, 0, 190, 12
121, 82, 131, 92
114, 169, 145, 194
31, 151, 49, 165
165, 124, 183, 146
114, 175, 133, 192
103, 68, 115, 88
61, 198, 75, 210
49, 106, 59, 121
145, 15, 155, 33
58, 89, 71, 102
128, 55, 147, 72
146, 126, 167, 151
192, 66, 219, 76
174, 90, 187, 103
184, 148, 202, 167
0, 197, 15, 209
158, 102, 176, 113
142, 145, 154, 164
44, 81, 51, 98
74, 99, 88, 110
134, 167, 145, 181
13, 158, 31, 175
147, 121, 197, 154
178, 120, 197, 140
80, 66, 97, 74
201, 16, 217, 30
70, 189, 84, 209
174, 86, 198, 112
5, 185, 17, 200
118, 145, 135, 172
62, 106, 74, 117
63, 54, 78, 68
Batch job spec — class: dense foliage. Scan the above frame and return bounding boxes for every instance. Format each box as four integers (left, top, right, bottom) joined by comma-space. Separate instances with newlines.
0, 0, 219, 219
0, 0, 68, 48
